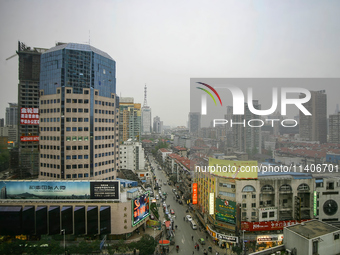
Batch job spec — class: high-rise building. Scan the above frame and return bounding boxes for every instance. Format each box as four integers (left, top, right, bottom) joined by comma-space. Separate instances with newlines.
5, 103, 18, 126
329, 112, 340, 144
299, 90, 327, 144
153, 116, 163, 134
17, 41, 48, 178
39, 43, 119, 180
141, 85, 151, 135
233, 101, 262, 154
188, 112, 201, 134
119, 97, 141, 143
0, 119, 4, 127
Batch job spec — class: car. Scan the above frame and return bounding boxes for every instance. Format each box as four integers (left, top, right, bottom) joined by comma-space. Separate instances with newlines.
198, 238, 205, 245
178, 200, 183, 205
186, 215, 192, 221
170, 209, 175, 214
168, 182, 172, 185
172, 189, 176, 193
163, 182, 167, 185
176, 195, 180, 199
156, 195, 159, 200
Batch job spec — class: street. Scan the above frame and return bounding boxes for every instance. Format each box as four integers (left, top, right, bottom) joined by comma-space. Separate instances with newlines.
149, 156, 219, 255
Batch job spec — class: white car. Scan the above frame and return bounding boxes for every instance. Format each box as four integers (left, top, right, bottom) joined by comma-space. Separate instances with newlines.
156, 195, 159, 200
186, 215, 192, 221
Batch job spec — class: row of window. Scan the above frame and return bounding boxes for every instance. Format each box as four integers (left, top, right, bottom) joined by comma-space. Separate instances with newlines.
65, 98, 89, 104
242, 194, 256, 199
242, 184, 310, 193
66, 136, 89, 141
219, 183, 235, 188
66, 127, 89, 132
40, 118, 61, 123
40, 108, 61, 113
94, 136, 115, 140
41, 127, 60, 132
242, 203, 257, 208
94, 100, 114, 107
41, 154, 60, 159
40, 99, 61, 105
65, 117, 89, 122
41, 136, 60, 141
66, 155, 89, 160
40, 145, 118, 150
65, 108, 89, 113
94, 118, 115, 123
94, 109, 115, 115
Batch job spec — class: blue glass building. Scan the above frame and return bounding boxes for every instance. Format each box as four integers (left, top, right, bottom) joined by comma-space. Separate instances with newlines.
39, 43, 119, 180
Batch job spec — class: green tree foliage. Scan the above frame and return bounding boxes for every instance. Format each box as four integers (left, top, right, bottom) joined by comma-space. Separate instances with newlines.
0, 148, 9, 171
134, 234, 156, 255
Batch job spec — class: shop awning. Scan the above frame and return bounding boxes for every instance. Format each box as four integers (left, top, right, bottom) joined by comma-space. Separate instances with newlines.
159, 239, 170, 246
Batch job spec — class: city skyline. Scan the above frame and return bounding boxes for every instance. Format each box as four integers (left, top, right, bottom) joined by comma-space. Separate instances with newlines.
1, 0, 340, 127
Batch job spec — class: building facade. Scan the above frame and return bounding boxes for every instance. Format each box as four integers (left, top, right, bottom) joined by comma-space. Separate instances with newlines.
5, 103, 18, 126
188, 112, 201, 134
119, 139, 145, 171
299, 90, 327, 144
153, 116, 163, 134
17, 41, 48, 177
329, 112, 340, 144
119, 97, 141, 143
39, 43, 119, 180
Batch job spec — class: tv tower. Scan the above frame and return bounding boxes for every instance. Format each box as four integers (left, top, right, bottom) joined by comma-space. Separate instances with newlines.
143, 84, 148, 107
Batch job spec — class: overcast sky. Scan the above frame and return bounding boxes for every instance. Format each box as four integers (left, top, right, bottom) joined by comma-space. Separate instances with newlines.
0, 0, 339, 127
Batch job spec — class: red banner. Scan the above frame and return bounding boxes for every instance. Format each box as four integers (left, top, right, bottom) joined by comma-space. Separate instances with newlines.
192, 183, 198, 204
241, 219, 310, 232
20, 108, 39, 125
20, 136, 39, 142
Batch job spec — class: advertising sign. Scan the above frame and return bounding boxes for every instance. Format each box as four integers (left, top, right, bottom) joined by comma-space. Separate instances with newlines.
215, 198, 236, 224
257, 234, 283, 243
0, 180, 119, 200
209, 193, 214, 215
20, 108, 39, 125
314, 191, 317, 216
241, 219, 310, 232
20, 136, 39, 142
208, 158, 258, 179
206, 224, 238, 243
132, 192, 150, 226
192, 183, 198, 204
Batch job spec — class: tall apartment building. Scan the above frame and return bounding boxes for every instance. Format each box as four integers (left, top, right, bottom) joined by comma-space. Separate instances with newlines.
329, 112, 340, 144
153, 116, 163, 134
233, 101, 262, 154
5, 103, 18, 126
188, 112, 201, 134
0, 119, 4, 127
118, 97, 141, 143
119, 139, 145, 171
39, 43, 119, 180
141, 85, 151, 135
17, 41, 48, 177
299, 90, 327, 144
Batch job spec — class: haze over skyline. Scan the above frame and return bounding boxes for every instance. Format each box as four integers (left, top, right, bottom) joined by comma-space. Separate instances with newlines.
1, 0, 340, 127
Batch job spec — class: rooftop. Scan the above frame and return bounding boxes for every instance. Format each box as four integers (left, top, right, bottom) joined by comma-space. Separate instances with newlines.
44, 43, 114, 61
286, 220, 340, 239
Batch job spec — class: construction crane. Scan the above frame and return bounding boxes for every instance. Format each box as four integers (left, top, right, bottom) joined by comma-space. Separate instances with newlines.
6, 53, 17, 61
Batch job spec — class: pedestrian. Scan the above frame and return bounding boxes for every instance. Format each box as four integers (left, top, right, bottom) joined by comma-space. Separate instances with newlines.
195, 244, 197, 249
197, 244, 199, 251
192, 235, 194, 241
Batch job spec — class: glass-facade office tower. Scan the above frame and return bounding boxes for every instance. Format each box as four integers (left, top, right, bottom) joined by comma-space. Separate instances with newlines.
39, 43, 119, 180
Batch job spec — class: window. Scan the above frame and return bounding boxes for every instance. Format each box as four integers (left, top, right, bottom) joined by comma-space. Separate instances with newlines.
327, 182, 335, 190
279, 184, 292, 192
334, 234, 339, 240
242, 185, 256, 192
297, 183, 310, 191
312, 241, 318, 255
251, 212, 256, 217
251, 203, 256, 208
269, 211, 275, 217
242, 203, 246, 208
66, 89, 71, 93
84, 90, 89, 94
252, 194, 256, 199
262, 212, 268, 218
261, 185, 274, 192
242, 194, 247, 199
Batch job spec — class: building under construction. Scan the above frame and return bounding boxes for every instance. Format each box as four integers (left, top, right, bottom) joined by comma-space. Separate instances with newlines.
17, 41, 48, 178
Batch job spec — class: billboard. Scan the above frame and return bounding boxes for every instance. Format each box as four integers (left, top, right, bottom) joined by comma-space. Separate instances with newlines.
215, 198, 236, 224
241, 219, 310, 231
20, 136, 39, 142
192, 183, 198, 204
20, 108, 39, 125
132, 192, 150, 226
206, 224, 238, 243
208, 158, 258, 179
209, 193, 214, 215
0, 180, 120, 200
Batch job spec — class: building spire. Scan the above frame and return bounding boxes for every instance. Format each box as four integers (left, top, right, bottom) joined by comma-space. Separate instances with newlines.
143, 84, 148, 107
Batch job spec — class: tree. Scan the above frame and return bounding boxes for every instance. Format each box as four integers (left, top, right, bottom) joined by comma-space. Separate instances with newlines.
135, 234, 156, 255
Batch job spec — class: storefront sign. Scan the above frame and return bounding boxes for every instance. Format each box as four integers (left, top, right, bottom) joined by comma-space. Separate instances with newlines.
209, 193, 214, 215
241, 219, 310, 231
192, 183, 198, 204
20, 136, 39, 142
257, 234, 283, 242
206, 224, 238, 243
215, 198, 236, 224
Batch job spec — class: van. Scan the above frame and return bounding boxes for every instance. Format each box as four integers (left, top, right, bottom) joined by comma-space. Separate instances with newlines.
190, 220, 197, 230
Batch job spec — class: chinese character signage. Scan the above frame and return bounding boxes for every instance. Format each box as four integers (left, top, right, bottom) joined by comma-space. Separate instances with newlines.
314, 191, 317, 216
132, 192, 150, 226
20, 108, 39, 125
20, 136, 39, 142
215, 198, 236, 224
192, 183, 198, 204
209, 193, 215, 215
206, 224, 238, 243
241, 219, 310, 231
0, 180, 120, 200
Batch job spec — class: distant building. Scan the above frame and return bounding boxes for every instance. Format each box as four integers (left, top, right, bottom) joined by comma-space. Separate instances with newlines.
6, 103, 18, 126
0, 126, 18, 144
39, 43, 119, 180
119, 97, 141, 143
0, 118, 4, 127
233, 101, 262, 154
153, 116, 163, 134
141, 85, 152, 135
119, 140, 145, 171
329, 112, 340, 144
299, 90, 327, 144
188, 112, 201, 134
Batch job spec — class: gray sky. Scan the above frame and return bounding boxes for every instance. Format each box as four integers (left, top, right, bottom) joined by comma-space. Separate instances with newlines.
1, 0, 340, 127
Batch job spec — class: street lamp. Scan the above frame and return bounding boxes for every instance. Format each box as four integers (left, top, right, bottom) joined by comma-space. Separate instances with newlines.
61, 229, 66, 254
